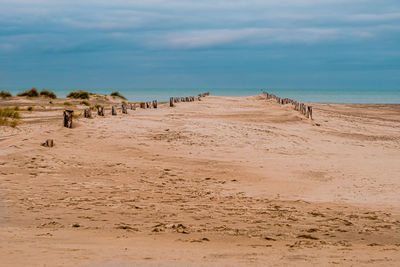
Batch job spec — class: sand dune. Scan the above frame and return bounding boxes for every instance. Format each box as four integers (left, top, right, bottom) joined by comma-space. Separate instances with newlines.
1, 95, 400, 266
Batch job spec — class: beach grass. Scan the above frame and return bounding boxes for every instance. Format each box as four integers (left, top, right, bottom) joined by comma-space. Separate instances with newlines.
110, 91, 127, 100
0, 107, 20, 127
17, 88, 39, 97
0, 90, 12, 99
40, 89, 57, 99
67, 90, 90, 99
80, 100, 90, 106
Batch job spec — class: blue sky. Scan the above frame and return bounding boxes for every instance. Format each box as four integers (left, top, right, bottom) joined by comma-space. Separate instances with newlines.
0, 0, 400, 89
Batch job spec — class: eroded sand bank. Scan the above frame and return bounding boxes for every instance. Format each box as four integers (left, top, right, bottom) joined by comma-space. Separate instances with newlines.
1, 95, 400, 266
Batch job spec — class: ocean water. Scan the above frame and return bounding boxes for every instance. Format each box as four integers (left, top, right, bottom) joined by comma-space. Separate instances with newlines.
5, 88, 400, 104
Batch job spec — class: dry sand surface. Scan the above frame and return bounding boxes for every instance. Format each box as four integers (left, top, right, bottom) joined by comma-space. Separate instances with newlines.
1, 95, 400, 266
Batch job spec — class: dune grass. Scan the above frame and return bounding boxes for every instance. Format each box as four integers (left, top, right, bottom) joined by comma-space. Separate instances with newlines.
40, 89, 57, 99
0, 90, 12, 99
80, 100, 90, 106
67, 90, 90, 99
110, 91, 127, 100
17, 88, 39, 97
0, 107, 20, 127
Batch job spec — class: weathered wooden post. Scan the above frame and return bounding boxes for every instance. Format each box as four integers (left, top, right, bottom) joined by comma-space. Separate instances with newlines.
63, 110, 73, 128
97, 106, 104, 116
122, 103, 128, 114
140, 102, 146, 109
185, 97, 189, 102
308, 106, 313, 119
181, 97, 185, 102
170, 97, 174, 107
130, 103, 136, 110
152, 100, 158, 108
84, 108, 92, 118
112, 106, 117, 115
41, 139, 54, 147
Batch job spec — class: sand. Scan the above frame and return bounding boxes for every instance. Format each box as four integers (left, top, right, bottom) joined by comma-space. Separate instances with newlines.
1, 95, 400, 266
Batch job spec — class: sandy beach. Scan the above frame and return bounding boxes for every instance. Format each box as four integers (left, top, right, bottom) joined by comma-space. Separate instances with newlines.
1, 95, 400, 266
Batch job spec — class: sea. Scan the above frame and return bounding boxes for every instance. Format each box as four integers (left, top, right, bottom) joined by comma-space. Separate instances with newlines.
5, 88, 400, 104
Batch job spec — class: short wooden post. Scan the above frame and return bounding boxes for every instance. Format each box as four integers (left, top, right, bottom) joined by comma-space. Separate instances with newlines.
84, 108, 92, 118
122, 103, 128, 114
308, 106, 313, 119
185, 97, 189, 102
170, 97, 174, 107
42, 139, 54, 147
140, 102, 146, 109
97, 106, 104, 116
112, 105, 117, 115
152, 100, 158, 108
63, 110, 73, 128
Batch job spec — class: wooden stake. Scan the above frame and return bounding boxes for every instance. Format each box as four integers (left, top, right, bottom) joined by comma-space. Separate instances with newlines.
84, 108, 92, 118
41, 139, 54, 147
170, 97, 174, 107
63, 110, 73, 128
122, 103, 128, 114
112, 105, 117, 115
97, 106, 104, 116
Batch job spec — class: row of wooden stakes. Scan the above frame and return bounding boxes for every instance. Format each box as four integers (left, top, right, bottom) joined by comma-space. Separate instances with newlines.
263, 92, 313, 119
169, 92, 210, 107
63, 92, 210, 128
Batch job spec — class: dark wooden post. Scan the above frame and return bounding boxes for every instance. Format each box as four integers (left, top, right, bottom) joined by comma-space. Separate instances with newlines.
140, 102, 146, 109
112, 106, 117, 115
308, 106, 313, 119
97, 106, 104, 116
63, 110, 73, 128
185, 97, 189, 102
42, 139, 54, 147
122, 103, 128, 114
170, 97, 174, 107
84, 108, 92, 118
152, 100, 158, 108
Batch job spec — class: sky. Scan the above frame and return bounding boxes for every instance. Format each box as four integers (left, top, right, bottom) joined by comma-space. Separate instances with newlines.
0, 0, 400, 90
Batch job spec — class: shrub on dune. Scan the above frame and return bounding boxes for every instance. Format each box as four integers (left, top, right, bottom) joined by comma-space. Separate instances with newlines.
67, 90, 90, 99
17, 88, 39, 97
0, 90, 12, 99
40, 89, 57, 99
110, 91, 127, 100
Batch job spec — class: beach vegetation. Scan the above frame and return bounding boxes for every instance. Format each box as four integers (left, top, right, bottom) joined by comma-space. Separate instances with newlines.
80, 100, 90, 106
73, 112, 81, 119
17, 88, 39, 97
0, 107, 20, 127
64, 102, 73, 106
0, 90, 12, 99
110, 91, 126, 100
67, 90, 90, 99
14, 106, 20, 111
40, 89, 57, 99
